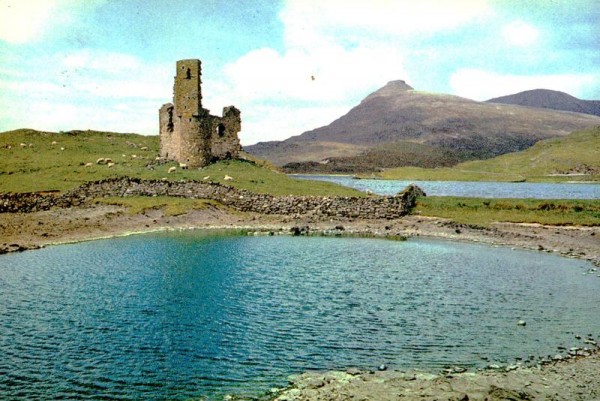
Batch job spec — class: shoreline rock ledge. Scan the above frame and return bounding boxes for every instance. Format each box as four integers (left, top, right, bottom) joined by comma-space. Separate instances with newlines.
268, 347, 600, 401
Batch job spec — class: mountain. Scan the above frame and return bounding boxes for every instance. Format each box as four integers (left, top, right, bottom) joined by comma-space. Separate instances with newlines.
245, 81, 600, 173
486, 89, 600, 117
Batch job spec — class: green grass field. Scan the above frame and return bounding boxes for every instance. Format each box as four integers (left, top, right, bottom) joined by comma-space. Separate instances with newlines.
378, 127, 600, 182
413, 197, 600, 226
94, 196, 225, 216
0, 129, 363, 197
2, 128, 598, 226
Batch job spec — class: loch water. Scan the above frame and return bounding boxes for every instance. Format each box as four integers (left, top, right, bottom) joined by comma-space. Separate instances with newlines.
291, 175, 600, 199
1, 232, 599, 400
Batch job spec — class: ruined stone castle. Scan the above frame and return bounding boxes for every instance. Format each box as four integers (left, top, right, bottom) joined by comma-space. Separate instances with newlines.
159, 59, 241, 167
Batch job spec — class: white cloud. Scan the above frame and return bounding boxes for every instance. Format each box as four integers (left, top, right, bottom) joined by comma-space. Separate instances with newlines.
0, 0, 57, 44
281, 0, 492, 49
0, 90, 159, 135
216, 43, 406, 144
21, 100, 158, 134
62, 50, 143, 74
56, 49, 172, 100
0, 0, 101, 44
0, 50, 171, 135
221, 45, 406, 104
501, 20, 540, 47
0, 78, 66, 98
237, 104, 352, 146
216, 0, 492, 145
450, 69, 598, 100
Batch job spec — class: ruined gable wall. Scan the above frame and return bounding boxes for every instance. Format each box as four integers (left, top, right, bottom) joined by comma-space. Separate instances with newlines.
210, 106, 241, 160
159, 103, 177, 159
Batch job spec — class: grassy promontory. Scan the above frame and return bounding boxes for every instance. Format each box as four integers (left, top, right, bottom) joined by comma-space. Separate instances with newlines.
376, 127, 600, 182
2, 128, 598, 227
0, 129, 362, 197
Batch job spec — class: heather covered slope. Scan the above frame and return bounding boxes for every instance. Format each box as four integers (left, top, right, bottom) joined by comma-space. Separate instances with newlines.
487, 89, 600, 117
378, 127, 600, 182
246, 81, 600, 172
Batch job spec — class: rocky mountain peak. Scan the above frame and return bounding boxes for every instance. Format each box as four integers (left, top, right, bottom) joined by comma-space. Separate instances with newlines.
384, 80, 414, 91
364, 80, 414, 100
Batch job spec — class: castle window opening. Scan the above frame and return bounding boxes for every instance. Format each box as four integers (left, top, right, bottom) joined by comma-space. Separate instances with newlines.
167, 107, 174, 132
186, 68, 191, 79
217, 123, 226, 137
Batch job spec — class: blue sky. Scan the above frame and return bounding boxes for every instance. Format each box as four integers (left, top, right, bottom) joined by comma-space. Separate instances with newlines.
0, 0, 598, 145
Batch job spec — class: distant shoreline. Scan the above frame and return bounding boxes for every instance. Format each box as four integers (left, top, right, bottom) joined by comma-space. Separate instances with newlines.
2, 203, 599, 267
291, 172, 600, 185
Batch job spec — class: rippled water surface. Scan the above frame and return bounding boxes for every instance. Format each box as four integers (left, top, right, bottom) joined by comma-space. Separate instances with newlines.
1, 232, 599, 400
292, 174, 600, 199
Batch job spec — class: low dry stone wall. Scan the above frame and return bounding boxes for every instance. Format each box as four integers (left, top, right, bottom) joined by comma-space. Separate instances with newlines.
0, 192, 84, 213
0, 177, 423, 219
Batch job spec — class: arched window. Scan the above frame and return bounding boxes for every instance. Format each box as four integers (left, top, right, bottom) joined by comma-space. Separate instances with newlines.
186, 68, 191, 79
217, 123, 226, 137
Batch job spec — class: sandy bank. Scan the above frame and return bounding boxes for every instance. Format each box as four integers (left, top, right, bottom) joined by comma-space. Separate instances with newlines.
1, 204, 598, 267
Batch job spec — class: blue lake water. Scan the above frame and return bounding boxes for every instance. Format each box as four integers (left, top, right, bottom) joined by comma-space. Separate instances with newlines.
291, 174, 600, 199
1, 232, 599, 400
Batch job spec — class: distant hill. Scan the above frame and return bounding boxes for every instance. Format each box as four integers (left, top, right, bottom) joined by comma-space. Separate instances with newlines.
246, 81, 600, 173
378, 126, 600, 182
486, 89, 600, 117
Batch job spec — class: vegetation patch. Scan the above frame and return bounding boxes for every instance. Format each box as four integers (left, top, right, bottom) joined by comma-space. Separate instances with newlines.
379, 127, 600, 182
414, 197, 600, 226
94, 196, 224, 217
191, 159, 365, 197
282, 141, 474, 173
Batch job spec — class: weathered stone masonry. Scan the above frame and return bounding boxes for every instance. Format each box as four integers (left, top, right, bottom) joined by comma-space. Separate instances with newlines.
0, 178, 422, 219
159, 59, 241, 167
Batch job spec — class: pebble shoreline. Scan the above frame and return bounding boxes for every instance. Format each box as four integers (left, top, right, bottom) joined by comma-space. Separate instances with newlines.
259, 342, 600, 401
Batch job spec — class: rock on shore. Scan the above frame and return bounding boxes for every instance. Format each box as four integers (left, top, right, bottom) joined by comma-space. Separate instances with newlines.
271, 349, 600, 400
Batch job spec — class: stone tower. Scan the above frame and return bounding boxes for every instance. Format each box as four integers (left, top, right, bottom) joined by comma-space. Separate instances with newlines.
159, 59, 241, 167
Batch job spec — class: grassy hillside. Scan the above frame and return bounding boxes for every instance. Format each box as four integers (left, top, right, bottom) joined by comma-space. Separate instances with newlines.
378, 127, 600, 182
413, 197, 600, 226
244, 140, 367, 167
0, 129, 363, 197
283, 141, 475, 173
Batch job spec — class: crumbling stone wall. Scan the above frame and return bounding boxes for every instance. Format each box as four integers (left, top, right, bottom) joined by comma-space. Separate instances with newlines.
0, 178, 422, 219
159, 59, 241, 167
211, 106, 242, 160
158, 103, 177, 158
